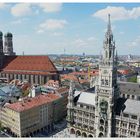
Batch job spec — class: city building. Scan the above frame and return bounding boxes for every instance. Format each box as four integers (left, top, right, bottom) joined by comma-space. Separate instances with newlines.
0, 79, 32, 106
67, 14, 140, 137
0, 78, 70, 137
1, 93, 61, 137
0, 32, 59, 84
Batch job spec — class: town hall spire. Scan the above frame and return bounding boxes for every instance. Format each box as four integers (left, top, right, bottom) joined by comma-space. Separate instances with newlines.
107, 14, 111, 34
95, 14, 119, 137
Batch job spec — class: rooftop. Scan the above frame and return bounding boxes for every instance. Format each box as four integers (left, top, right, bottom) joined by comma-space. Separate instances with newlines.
5, 93, 60, 112
1, 55, 58, 75
124, 99, 140, 116
77, 91, 96, 106
55, 87, 69, 94
119, 81, 140, 95
74, 90, 96, 106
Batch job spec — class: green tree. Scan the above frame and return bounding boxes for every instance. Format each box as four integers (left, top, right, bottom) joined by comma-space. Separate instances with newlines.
128, 77, 137, 83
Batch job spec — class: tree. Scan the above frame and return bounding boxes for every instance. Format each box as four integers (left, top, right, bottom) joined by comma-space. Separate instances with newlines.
128, 77, 137, 83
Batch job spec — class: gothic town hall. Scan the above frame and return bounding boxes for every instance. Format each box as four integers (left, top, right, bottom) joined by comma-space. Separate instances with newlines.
67, 14, 140, 137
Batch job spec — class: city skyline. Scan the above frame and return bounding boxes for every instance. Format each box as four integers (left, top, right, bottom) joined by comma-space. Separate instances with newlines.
1, 3, 140, 55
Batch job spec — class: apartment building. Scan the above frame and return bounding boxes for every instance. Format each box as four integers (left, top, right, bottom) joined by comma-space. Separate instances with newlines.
1, 93, 60, 137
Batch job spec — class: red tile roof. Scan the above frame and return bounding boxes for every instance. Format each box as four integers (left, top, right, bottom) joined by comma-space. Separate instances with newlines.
5, 93, 60, 112
1, 55, 58, 75
61, 74, 79, 82
56, 87, 69, 94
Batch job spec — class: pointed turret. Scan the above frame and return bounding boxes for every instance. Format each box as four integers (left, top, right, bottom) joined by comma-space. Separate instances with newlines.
67, 80, 75, 125
107, 14, 112, 34
101, 14, 116, 66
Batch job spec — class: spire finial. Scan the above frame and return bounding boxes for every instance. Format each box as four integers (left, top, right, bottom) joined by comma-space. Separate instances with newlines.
108, 14, 111, 32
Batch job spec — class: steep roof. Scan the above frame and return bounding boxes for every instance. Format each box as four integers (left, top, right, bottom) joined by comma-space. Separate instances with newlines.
1, 55, 58, 75
124, 99, 140, 116
77, 92, 96, 106
119, 81, 140, 96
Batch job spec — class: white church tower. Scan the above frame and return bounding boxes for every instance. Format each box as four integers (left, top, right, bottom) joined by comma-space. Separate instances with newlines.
95, 14, 119, 137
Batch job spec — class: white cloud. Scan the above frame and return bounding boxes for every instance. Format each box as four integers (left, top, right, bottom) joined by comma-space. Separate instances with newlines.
119, 31, 124, 35
87, 37, 96, 41
11, 18, 28, 25
74, 39, 87, 47
93, 6, 140, 21
0, 3, 6, 9
39, 3, 62, 13
11, 3, 32, 17
51, 32, 63, 36
73, 37, 97, 48
128, 36, 140, 47
37, 19, 67, 33
37, 29, 44, 34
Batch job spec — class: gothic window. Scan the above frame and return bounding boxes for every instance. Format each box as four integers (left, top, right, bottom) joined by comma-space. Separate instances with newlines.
86, 106, 89, 109
99, 126, 104, 132
132, 95, 135, 99
105, 79, 109, 85
100, 119, 104, 125
109, 38, 111, 44
123, 113, 129, 118
101, 79, 104, 85
122, 94, 125, 98
127, 95, 130, 99
131, 115, 137, 120
98, 132, 104, 137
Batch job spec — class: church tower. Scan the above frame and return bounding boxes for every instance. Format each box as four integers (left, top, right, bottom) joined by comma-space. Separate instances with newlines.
0, 31, 4, 68
4, 32, 15, 56
95, 14, 119, 137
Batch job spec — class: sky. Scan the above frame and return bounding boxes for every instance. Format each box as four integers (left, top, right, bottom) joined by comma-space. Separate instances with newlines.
1, 3, 140, 55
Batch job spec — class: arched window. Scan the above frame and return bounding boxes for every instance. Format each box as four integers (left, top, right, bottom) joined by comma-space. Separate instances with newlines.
100, 119, 104, 125
76, 130, 81, 137
82, 132, 87, 137
70, 128, 75, 134
88, 134, 93, 137
99, 132, 104, 137
99, 126, 104, 132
